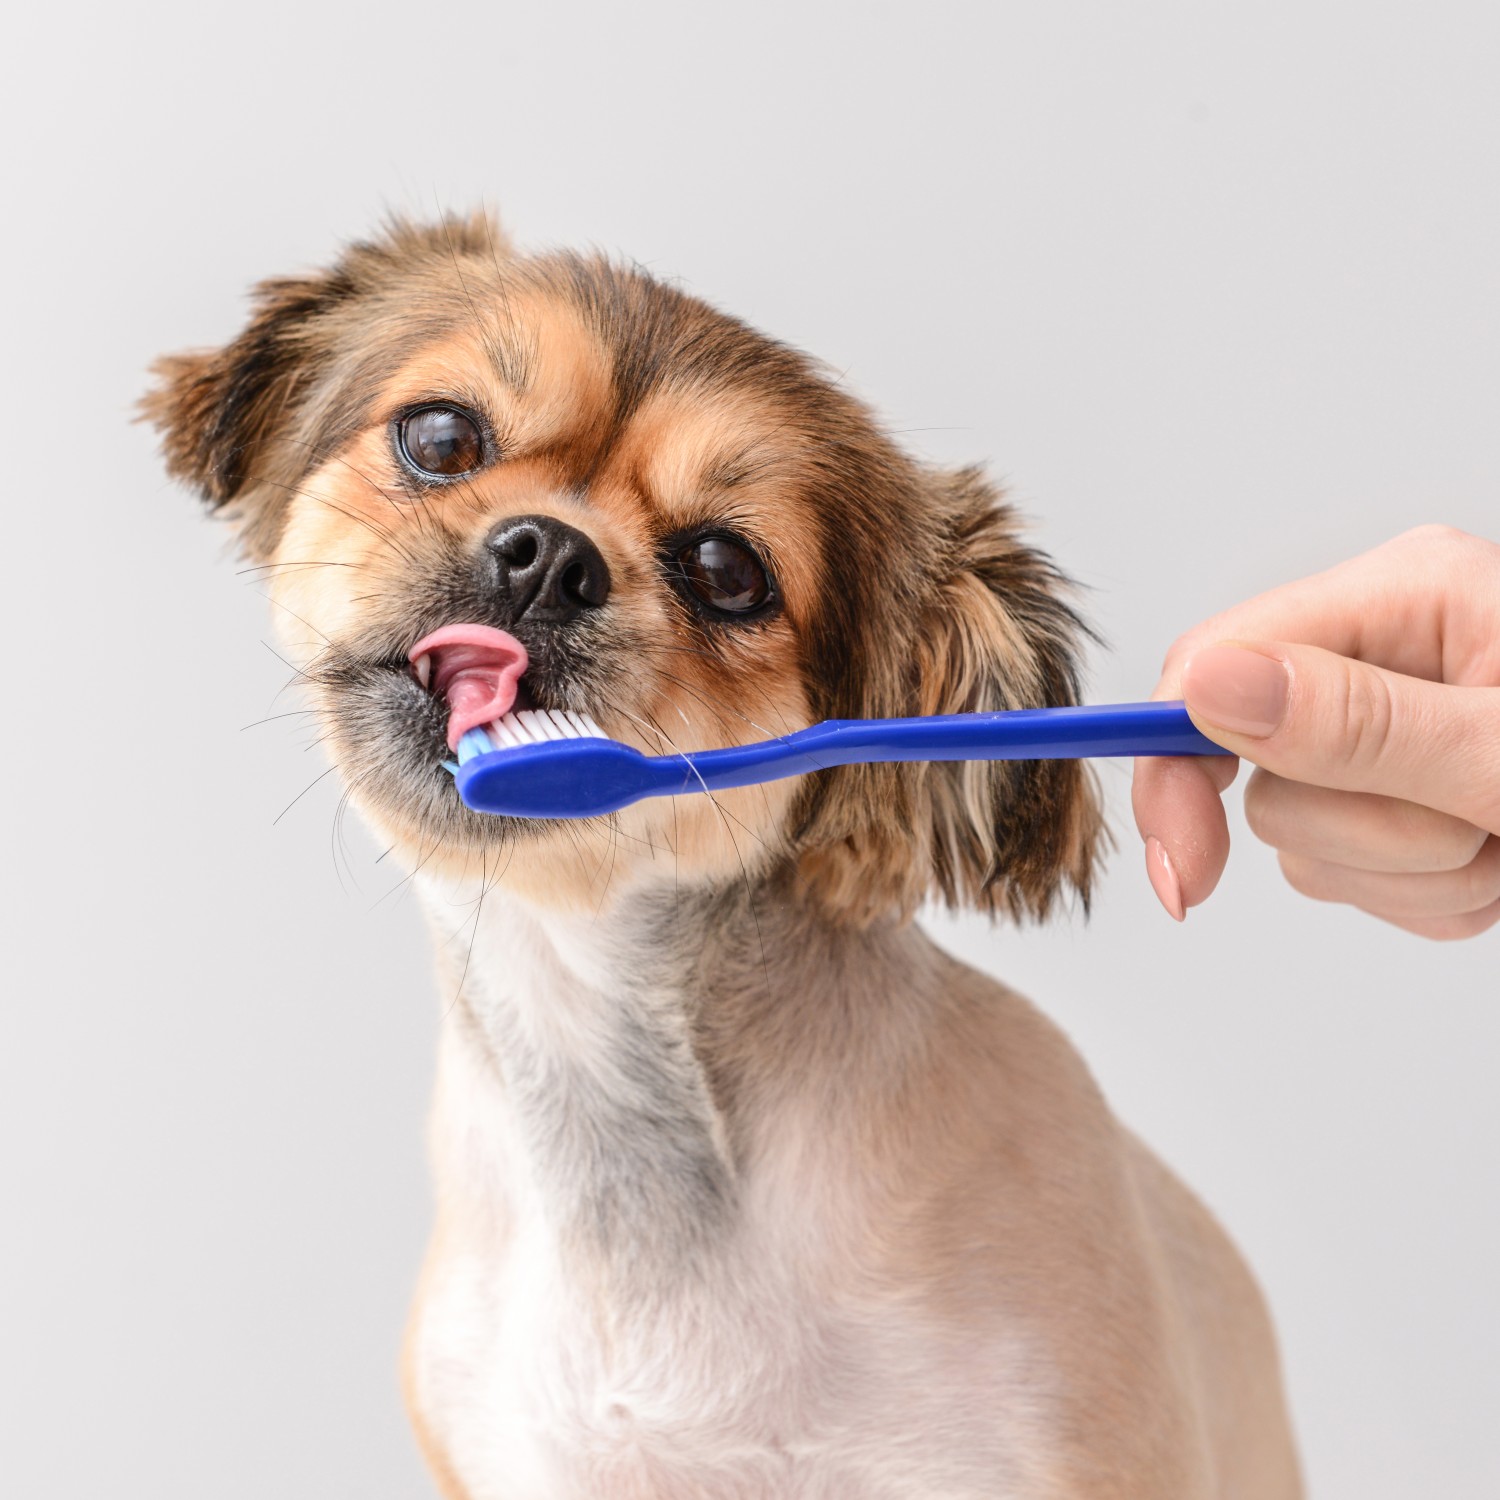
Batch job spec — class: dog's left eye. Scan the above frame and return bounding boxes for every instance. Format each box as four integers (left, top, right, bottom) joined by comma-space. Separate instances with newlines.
673, 536, 773, 615
396, 406, 485, 477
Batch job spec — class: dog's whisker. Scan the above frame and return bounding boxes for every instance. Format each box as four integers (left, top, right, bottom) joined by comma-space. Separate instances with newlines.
444, 846, 491, 1015
276, 434, 431, 539
254, 646, 344, 735
591, 816, 623, 917
237, 558, 362, 577
328, 767, 377, 895
642, 666, 800, 747
371, 826, 449, 912
627, 704, 781, 868
270, 763, 339, 827
230, 469, 419, 566
256, 590, 332, 646
240, 708, 320, 732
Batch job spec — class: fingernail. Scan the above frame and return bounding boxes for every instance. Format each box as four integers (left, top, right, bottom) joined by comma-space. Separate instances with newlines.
1145, 837, 1185, 922
1182, 645, 1288, 737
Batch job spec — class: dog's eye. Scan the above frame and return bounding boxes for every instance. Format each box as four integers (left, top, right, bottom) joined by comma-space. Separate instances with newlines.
674, 536, 772, 615
397, 406, 484, 477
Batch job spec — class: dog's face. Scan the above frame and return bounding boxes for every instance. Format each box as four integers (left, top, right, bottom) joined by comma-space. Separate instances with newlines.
146, 215, 1101, 921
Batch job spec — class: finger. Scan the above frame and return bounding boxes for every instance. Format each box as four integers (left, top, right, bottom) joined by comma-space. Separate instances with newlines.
1278, 835, 1500, 920
1151, 526, 1500, 698
1181, 642, 1500, 836
1243, 770, 1490, 872
1131, 752, 1240, 917
1364, 897, 1500, 943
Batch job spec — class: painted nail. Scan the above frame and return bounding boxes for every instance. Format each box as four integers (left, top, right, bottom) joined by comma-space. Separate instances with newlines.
1145, 837, 1185, 922
1182, 645, 1288, 738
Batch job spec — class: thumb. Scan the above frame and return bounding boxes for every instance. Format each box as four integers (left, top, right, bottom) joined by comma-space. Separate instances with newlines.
1181, 642, 1500, 836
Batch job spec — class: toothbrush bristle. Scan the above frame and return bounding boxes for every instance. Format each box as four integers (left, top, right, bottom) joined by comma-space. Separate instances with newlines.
449, 711, 608, 775
482, 708, 607, 751
455, 727, 496, 766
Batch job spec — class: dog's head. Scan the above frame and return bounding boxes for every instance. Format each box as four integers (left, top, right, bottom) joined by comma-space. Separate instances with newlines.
145, 214, 1103, 922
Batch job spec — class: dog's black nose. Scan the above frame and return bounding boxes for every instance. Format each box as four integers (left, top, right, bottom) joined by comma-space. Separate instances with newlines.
485, 515, 611, 623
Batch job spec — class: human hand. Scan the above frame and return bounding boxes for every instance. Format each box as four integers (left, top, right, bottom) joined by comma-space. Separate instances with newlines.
1132, 525, 1500, 939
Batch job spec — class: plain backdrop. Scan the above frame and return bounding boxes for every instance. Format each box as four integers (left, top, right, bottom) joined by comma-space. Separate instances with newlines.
4, 3, 1496, 1495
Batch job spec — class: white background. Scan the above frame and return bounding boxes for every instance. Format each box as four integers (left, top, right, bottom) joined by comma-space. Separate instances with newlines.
4, 4, 1496, 1495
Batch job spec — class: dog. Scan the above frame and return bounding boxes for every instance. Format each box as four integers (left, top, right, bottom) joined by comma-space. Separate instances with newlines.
146, 213, 1301, 1498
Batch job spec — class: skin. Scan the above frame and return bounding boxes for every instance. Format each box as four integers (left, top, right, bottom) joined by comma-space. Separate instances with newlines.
1132, 525, 1500, 940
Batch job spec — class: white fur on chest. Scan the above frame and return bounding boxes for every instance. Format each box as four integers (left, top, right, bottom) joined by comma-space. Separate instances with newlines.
406, 883, 798, 1495
409, 1016, 830, 1498
409, 1113, 1037, 1500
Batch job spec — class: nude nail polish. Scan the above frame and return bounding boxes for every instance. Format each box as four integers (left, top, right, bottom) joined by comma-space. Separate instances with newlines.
1181, 646, 1288, 738
1145, 837, 1185, 922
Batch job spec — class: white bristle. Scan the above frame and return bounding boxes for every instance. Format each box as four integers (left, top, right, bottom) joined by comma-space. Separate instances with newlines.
483, 708, 607, 750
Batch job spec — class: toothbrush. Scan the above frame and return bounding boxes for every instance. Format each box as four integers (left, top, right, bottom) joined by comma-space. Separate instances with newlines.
447, 701, 1229, 820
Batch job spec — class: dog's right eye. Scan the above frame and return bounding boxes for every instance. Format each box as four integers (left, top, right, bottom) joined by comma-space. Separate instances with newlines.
671, 535, 774, 617
396, 406, 485, 477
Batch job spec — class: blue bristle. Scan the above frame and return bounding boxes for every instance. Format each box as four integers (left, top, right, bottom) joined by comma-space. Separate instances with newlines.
456, 728, 494, 766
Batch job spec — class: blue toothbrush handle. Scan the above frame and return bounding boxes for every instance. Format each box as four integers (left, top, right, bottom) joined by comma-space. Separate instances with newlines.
454, 701, 1230, 818
668, 700, 1226, 796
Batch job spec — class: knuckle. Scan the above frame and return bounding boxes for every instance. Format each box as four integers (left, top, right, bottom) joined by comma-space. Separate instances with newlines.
1337, 664, 1397, 774
1398, 522, 1471, 556
1396, 522, 1500, 589
1160, 630, 1202, 682
1278, 851, 1332, 900
1425, 901, 1500, 942
1241, 771, 1282, 844
1427, 818, 1492, 873
1465, 836, 1500, 908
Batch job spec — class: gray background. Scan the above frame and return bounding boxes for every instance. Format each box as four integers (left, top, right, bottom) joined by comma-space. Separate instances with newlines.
4, 3, 1496, 1495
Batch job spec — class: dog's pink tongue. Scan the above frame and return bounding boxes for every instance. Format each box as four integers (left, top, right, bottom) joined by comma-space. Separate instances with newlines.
409, 625, 529, 753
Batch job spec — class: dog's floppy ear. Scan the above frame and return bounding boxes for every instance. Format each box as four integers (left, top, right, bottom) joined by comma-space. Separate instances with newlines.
142, 210, 510, 557
141, 268, 351, 553
796, 467, 1106, 925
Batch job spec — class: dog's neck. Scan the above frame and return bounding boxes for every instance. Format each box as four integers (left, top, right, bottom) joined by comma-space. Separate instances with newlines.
415, 863, 942, 1288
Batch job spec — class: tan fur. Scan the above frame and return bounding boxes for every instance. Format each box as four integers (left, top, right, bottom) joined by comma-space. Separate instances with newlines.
147, 214, 1300, 1497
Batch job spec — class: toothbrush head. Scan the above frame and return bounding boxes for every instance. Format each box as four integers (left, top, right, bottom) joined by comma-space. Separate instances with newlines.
453, 739, 654, 819
448, 709, 667, 819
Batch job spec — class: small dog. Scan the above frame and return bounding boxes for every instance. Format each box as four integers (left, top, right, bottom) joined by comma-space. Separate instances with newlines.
147, 214, 1300, 1498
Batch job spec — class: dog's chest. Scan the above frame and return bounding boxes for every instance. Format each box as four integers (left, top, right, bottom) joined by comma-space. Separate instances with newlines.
408, 1216, 1066, 1500
410, 1229, 827, 1499
403, 900, 1069, 1496
408, 1005, 818, 1494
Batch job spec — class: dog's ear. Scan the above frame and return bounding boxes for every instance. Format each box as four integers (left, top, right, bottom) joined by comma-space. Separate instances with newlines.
796, 467, 1106, 925
141, 267, 352, 556
141, 210, 510, 556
